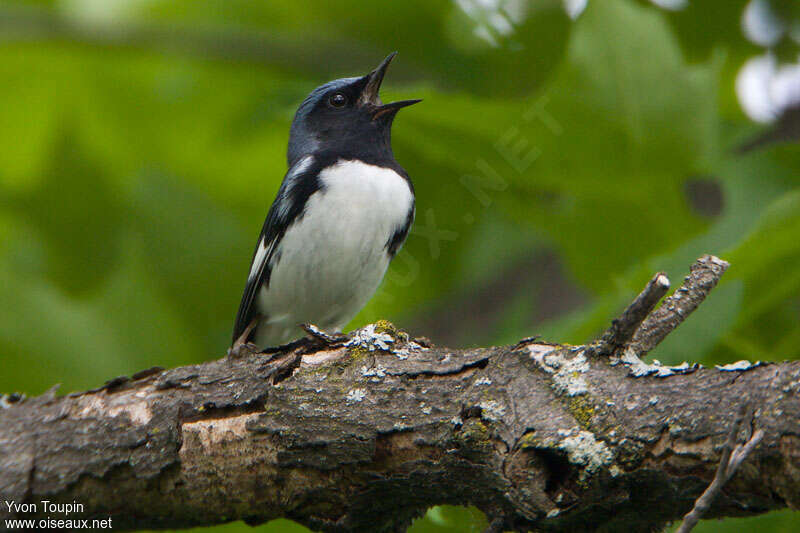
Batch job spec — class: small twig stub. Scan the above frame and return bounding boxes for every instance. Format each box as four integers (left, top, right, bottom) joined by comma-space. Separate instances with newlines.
595, 272, 670, 356
629, 255, 729, 357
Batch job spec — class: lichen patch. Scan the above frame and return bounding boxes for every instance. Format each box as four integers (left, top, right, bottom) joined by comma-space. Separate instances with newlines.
347, 324, 395, 352
716, 360, 765, 372
393, 340, 427, 360
612, 348, 700, 378
346, 388, 367, 403
479, 400, 506, 421
360, 365, 387, 379
530, 346, 590, 396
346, 323, 428, 361
556, 429, 613, 474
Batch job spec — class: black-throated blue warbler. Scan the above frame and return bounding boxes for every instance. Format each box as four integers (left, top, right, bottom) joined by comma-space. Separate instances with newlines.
230, 52, 420, 355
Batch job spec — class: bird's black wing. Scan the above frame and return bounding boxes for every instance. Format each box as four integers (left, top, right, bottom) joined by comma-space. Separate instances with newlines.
231, 156, 323, 344
385, 163, 415, 257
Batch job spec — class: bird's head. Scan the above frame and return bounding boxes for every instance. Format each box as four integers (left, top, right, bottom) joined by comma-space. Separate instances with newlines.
287, 52, 421, 166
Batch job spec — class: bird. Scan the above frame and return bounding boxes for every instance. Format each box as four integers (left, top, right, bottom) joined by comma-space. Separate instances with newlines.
230, 52, 420, 355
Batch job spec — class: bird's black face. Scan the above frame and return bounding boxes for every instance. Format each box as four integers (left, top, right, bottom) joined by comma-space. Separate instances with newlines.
287, 53, 421, 166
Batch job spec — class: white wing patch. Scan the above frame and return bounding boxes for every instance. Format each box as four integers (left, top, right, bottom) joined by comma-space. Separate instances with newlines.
247, 155, 315, 284
291, 154, 315, 176
276, 155, 315, 222
248, 237, 269, 282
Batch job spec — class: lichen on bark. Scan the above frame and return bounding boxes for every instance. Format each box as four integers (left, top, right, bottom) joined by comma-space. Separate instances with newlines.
1, 256, 798, 532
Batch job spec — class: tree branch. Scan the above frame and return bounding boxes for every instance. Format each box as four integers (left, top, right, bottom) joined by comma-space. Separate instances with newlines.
1, 256, 797, 533
628, 254, 729, 356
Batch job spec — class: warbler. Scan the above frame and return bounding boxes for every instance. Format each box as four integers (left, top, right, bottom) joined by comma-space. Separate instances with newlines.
231, 52, 419, 353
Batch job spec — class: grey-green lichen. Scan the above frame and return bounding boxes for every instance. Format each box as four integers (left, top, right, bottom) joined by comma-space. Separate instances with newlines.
529, 345, 590, 396
456, 419, 495, 454
346, 325, 395, 352
518, 431, 543, 449
716, 360, 765, 371
360, 364, 387, 381
556, 428, 613, 475
372, 319, 399, 337
345, 388, 367, 403
611, 348, 699, 378
345, 322, 427, 360
517, 426, 614, 480
568, 396, 596, 429
346, 345, 372, 361
478, 399, 506, 422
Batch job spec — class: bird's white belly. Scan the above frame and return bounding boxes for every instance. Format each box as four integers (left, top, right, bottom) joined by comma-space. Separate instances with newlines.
255, 159, 413, 346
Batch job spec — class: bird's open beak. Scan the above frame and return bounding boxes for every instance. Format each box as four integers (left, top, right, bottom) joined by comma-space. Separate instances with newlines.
360, 52, 422, 119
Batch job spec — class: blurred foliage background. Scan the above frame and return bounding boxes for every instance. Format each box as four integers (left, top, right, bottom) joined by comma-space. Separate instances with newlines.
1, 0, 799, 531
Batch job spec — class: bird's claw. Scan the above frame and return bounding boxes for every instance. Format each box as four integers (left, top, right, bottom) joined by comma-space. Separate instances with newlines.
230, 325, 348, 359
227, 342, 261, 359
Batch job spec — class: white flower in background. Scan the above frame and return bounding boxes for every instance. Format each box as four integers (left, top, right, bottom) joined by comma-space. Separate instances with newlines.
564, 0, 685, 20
485, 0, 800, 127
772, 61, 800, 111
743, 0, 786, 46
563, 0, 587, 20
650, 0, 688, 11
455, 0, 528, 46
737, 53, 800, 123
738, 1, 800, 126
737, 54, 780, 122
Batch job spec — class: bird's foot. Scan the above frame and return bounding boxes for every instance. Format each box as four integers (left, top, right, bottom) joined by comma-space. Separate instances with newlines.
299, 323, 349, 350
241, 325, 348, 358
227, 341, 261, 359
228, 316, 262, 358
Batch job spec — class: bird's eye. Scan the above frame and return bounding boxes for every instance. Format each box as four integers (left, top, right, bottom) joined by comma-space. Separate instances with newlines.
328, 92, 348, 108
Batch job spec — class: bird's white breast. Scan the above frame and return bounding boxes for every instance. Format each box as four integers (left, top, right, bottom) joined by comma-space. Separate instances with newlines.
314, 159, 413, 234
255, 159, 413, 345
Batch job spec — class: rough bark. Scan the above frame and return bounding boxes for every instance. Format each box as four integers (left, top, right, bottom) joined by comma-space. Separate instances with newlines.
1, 256, 798, 532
